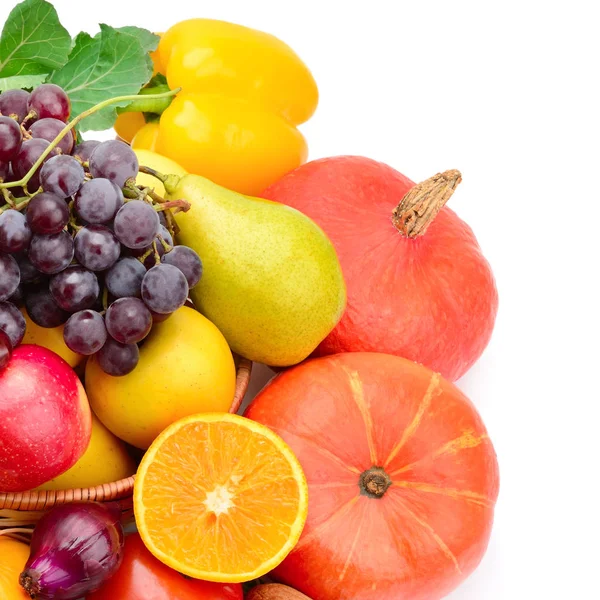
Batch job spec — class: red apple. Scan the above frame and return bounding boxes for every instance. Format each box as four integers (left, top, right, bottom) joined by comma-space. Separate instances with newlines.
0, 345, 92, 492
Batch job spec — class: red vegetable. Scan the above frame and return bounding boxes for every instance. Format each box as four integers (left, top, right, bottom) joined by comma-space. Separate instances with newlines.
20, 502, 124, 600
88, 533, 243, 600
262, 157, 498, 381
246, 352, 500, 600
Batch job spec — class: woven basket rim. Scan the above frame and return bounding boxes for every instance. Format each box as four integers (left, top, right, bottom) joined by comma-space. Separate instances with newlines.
0, 358, 252, 512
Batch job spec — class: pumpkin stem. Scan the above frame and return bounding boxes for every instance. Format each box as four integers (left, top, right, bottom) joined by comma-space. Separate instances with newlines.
359, 467, 392, 499
392, 169, 462, 238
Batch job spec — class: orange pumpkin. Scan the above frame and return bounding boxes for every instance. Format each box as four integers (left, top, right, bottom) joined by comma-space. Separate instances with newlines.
245, 353, 499, 600
262, 157, 498, 381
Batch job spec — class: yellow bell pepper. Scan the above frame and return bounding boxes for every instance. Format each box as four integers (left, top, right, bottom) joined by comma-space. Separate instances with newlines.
158, 19, 318, 126
130, 19, 318, 196
114, 111, 146, 143
155, 93, 308, 196
132, 121, 160, 151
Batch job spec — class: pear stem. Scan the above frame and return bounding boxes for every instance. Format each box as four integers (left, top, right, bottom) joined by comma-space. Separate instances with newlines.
391, 170, 462, 238
138, 165, 167, 183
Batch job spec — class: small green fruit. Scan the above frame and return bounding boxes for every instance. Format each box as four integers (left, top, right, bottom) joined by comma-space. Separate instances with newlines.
166, 174, 346, 366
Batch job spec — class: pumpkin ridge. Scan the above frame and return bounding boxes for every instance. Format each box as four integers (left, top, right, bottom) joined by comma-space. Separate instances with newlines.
391, 481, 494, 508
338, 364, 378, 464
293, 496, 359, 553
266, 425, 362, 475
384, 372, 443, 469
337, 509, 365, 583
308, 481, 356, 490
389, 431, 489, 477
393, 495, 462, 573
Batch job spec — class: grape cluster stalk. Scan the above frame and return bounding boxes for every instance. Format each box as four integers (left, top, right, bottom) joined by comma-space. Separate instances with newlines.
0, 84, 201, 375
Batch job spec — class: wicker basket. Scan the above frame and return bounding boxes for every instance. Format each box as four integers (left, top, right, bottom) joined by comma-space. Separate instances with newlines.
0, 357, 252, 538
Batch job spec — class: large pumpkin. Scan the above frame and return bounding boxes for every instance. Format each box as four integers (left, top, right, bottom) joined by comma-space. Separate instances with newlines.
245, 353, 499, 600
262, 157, 498, 381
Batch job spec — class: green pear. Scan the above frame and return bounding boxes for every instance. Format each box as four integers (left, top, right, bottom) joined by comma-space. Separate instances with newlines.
164, 174, 346, 366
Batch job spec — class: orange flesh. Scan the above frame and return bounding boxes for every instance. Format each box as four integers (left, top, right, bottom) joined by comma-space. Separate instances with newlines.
135, 414, 308, 582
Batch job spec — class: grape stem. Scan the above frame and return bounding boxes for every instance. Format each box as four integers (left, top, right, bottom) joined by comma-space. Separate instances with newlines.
0, 88, 181, 191
0, 188, 41, 214
1, 188, 14, 208
157, 235, 173, 253
153, 199, 190, 213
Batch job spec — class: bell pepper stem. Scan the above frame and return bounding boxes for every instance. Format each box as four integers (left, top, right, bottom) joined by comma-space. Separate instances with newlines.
0, 88, 181, 192
117, 84, 173, 114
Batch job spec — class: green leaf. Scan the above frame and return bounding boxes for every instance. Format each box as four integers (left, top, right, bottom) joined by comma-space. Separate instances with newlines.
0, 73, 46, 91
48, 24, 154, 132
0, 0, 71, 80
114, 26, 159, 54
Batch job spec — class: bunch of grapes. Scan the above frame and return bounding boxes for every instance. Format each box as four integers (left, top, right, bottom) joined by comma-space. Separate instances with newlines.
0, 84, 202, 374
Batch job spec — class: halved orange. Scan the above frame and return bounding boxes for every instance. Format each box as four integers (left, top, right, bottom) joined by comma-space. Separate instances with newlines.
133, 412, 309, 582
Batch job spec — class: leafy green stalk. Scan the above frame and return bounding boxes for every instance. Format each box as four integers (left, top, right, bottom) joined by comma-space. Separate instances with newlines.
0, 87, 180, 191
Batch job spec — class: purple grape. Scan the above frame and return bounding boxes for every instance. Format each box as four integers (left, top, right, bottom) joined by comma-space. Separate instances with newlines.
27, 84, 70, 122
12, 138, 59, 192
162, 246, 203, 289
8, 285, 24, 306
141, 264, 188, 314
157, 225, 174, 247
50, 266, 99, 312
0, 253, 20, 301
0, 301, 26, 347
150, 311, 172, 323
39, 154, 85, 198
26, 192, 69, 235
74, 225, 120, 271
0, 209, 32, 253
96, 337, 139, 376
63, 309, 107, 355
0, 330, 11, 369
157, 211, 168, 228
113, 201, 159, 250
15, 253, 42, 283
29, 118, 74, 154
72, 140, 100, 163
24, 284, 69, 327
105, 257, 146, 298
75, 178, 123, 224
0, 160, 9, 180
89, 140, 138, 187
0, 116, 23, 161
105, 297, 152, 345
0, 89, 30, 122
28, 230, 74, 274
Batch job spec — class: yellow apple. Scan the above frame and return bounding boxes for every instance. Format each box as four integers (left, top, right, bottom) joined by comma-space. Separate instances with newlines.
21, 308, 84, 367
85, 307, 236, 449
36, 413, 136, 491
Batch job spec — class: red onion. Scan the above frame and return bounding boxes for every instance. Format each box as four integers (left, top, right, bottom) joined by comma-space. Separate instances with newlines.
19, 502, 124, 599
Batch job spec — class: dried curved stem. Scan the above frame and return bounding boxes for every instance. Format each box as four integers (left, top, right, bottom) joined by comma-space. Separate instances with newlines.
392, 169, 462, 238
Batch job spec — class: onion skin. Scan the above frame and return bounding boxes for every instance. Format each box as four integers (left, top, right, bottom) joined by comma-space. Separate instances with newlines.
19, 503, 124, 600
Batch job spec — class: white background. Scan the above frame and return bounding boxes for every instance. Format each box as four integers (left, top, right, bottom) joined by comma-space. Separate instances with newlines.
40, 1, 600, 598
